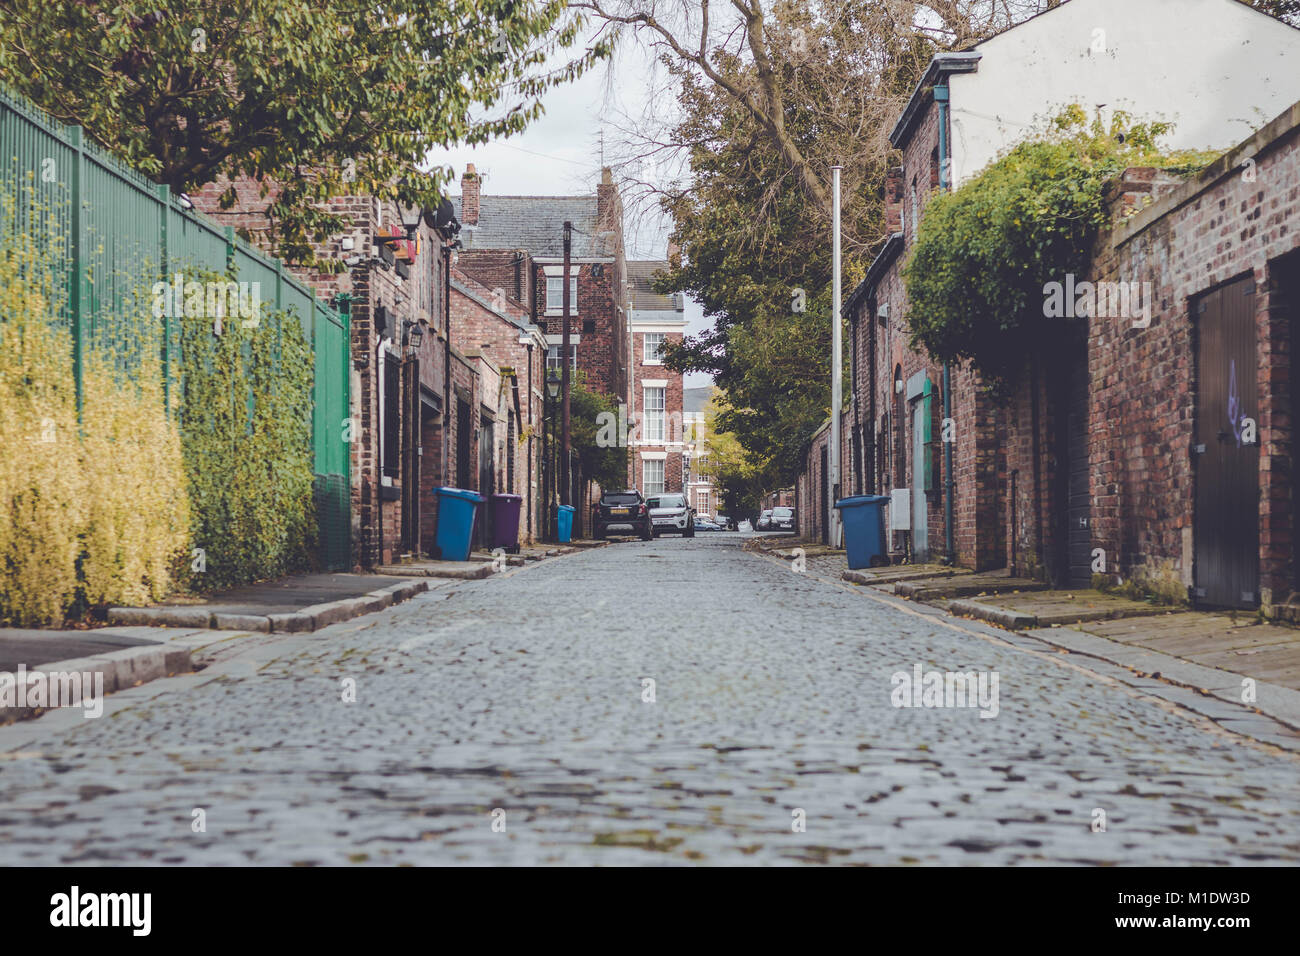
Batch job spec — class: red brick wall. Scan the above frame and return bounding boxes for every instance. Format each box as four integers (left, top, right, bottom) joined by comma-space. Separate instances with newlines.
534, 262, 626, 401
629, 329, 685, 492
190, 178, 460, 567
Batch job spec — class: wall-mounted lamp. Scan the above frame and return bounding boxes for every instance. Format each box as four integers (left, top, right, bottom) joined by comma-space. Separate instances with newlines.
877, 302, 890, 321
402, 319, 424, 353
398, 203, 423, 241
546, 369, 561, 401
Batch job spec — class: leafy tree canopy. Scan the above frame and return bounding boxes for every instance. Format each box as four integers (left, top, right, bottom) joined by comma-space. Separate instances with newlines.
0, 0, 608, 262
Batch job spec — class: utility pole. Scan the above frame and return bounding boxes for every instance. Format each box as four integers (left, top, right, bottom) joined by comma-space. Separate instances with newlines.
561, 220, 572, 507
829, 166, 843, 548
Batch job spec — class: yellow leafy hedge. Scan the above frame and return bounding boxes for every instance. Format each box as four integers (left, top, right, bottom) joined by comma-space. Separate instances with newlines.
0, 214, 190, 625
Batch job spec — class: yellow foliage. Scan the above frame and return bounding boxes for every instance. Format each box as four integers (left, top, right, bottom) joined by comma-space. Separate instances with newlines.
0, 237, 84, 624
0, 205, 191, 624
78, 349, 190, 608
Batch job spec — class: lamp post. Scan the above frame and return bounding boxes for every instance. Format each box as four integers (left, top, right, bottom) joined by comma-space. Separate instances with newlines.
546, 368, 561, 541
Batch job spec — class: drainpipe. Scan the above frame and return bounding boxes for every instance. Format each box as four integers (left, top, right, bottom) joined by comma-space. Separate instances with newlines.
935, 84, 956, 566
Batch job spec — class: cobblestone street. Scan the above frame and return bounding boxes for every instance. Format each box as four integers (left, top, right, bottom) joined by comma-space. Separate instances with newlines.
1, 535, 1298, 866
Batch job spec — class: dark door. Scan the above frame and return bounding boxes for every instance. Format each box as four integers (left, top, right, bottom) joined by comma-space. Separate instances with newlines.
1194, 274, 1259, 608
820, 445, 829, 543
1065, 349, 1092, 588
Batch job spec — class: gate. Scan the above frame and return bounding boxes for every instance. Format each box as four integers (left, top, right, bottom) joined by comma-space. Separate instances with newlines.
1193, 274, 1259, 608
312, 300, 351, 571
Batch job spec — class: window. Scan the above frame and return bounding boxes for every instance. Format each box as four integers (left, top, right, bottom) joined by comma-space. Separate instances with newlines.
546, 345, 577, 371
648, 493, 685, 509
545, 276, 579, 313
643, 332, 665, 364
643, 386, 666, 442
696, 455, 710, 481
697, 491, 710, 515
643, 459, 665, 495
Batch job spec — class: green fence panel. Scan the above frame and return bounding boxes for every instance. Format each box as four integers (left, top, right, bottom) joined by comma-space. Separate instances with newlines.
1, 85, 352, 573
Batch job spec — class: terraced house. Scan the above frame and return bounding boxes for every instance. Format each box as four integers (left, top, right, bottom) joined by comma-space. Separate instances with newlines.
800, 0, 1300, 614
627, 259, 687, 495
453, 164, 631, 533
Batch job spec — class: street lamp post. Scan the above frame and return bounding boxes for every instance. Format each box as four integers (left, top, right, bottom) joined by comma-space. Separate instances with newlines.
546, 369, 561, 541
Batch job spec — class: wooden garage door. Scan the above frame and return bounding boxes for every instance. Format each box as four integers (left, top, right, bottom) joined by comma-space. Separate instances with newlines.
1193, 275, 1259, 609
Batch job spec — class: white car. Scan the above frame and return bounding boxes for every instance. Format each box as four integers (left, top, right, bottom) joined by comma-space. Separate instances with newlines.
647, 493, 695, 537
771, 506, 795, 531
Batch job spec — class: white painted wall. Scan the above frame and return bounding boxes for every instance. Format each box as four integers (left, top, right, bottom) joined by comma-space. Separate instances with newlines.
947, 0, 1300, 186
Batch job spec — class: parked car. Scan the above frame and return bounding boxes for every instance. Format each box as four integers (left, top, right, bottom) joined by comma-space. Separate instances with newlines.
756, 509, 773, 530
647, 493, 695, 537
771, 506, 795, 531
715, 513, 736, 531
595, 490, 653, 540
693, 515, 721, 532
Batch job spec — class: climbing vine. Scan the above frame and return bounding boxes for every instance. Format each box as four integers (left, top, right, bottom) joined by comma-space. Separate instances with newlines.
904, 107, 1215, 392
178, 266, 316, 591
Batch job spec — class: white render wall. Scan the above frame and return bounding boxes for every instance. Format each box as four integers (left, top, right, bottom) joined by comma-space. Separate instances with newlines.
947, 0, 1300, 186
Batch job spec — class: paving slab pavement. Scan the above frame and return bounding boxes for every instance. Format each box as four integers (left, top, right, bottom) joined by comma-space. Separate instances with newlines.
0, 630, 160, 672
108, 573, 434, 633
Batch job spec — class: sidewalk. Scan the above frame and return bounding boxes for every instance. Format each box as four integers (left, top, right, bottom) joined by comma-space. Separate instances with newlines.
108, 572, 433, 633
818, 553, 1300, 741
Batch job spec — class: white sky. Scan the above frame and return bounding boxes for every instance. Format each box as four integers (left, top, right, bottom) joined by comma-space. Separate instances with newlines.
428, 28, 713, 387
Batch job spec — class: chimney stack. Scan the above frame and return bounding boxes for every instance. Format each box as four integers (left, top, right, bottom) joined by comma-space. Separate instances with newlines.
596, 166, 616, 229
884, 166, 903, 235
461, 163, 480, 227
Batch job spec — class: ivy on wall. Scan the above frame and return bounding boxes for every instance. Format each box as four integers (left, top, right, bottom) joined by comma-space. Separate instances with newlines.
0, 188, 190, 625
903, 107, 1215, 393
178, 267, 317, 592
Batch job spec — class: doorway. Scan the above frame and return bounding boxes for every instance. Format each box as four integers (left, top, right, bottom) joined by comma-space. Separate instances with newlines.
1193, 273, 1259, 608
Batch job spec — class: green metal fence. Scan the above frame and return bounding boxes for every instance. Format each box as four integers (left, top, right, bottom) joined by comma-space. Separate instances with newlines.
0, 86, 351, 570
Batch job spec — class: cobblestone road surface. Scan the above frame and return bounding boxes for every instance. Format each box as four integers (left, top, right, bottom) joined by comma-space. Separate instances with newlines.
2, 534, 1298, 865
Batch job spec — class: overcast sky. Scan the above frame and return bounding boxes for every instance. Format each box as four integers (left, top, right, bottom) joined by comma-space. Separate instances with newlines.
429, 31, 714, 388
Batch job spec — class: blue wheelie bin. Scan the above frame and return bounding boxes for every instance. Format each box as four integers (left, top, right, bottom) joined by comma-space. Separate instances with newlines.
434, 487, 485, 561
834, 494, 889, 570
556, 504, 575, 543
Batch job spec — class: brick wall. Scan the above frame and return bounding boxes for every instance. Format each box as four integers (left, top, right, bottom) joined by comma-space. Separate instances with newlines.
629, 328, 685, 493
190, 178, 461, 567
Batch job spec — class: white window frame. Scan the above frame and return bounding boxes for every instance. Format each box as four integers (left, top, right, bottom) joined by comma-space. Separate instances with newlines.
546, 344, 577, 371
643, 458, 665, 495
642, 385, 666, 443
545, 276, 579, 315
643, 332, 665, 365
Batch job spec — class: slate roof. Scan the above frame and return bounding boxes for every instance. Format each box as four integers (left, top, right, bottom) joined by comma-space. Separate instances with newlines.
627, 260, 679, 312
451, 195, 617, 258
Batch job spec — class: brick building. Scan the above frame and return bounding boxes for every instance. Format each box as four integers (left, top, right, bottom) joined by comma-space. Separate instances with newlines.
627, 260, 687, 496
453, 164, 631, 535
448, 269, 547, 544
799, 0, 1300, 588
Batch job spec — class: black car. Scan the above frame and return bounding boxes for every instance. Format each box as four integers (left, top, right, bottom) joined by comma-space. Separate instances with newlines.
594, 490, 653, 541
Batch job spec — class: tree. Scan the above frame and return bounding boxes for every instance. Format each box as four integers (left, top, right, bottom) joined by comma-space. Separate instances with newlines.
576, 1, 1046, 487
570, 373, 628, 493
0, 0, 608, 262
703, 390, 776, 518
